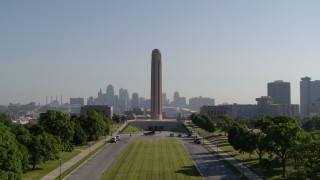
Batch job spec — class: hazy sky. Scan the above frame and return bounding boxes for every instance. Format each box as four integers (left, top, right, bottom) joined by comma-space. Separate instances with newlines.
1, 1, 320, 105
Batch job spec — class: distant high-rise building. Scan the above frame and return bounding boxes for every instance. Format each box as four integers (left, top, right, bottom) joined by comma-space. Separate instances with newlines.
97, 89, 103, 105
131, 93, 139, 109
81, 105, 113, 119
106, 84, 115, 106
201, 96, 299, 121
267, 80, 291, 104
189, 96, 215, 112
300, 76, 320, 117
70, 98, 84, 106
171, 91, 187, 108
173, 91, 180, 107
119, 88, 129, 112
87, 96, 94, 105
139, 97, 146, 109
162, 93, 169, 106
70, 98, 84, 115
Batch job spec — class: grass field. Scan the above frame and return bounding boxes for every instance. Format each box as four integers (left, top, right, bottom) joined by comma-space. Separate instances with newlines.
102, 138, 202, 180
120, 124, 142, 134
22, 150, 81, 180
171, 124, 190, 134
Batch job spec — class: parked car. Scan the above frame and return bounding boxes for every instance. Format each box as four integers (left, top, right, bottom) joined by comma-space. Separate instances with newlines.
144, 131, 155, 135
116, 135, 120, 140
110, 137, 117, 143
194, 138, 201, 144
178, 134, 182, 137
170, 133, 174, 137
195, 139, 201, 144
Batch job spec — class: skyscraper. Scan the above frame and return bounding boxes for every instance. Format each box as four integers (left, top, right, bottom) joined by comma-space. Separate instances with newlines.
173, 91, 180, 107
119, 88, 129, 112
131, 93, 139, 109
162, 93, 169, 106
267, 80, 291, 104
300, 76, 320, 117
106, 84, 115, 106
151, 49, 162, 119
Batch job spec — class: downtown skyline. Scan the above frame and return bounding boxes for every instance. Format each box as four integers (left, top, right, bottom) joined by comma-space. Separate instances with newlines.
1, 1, 320, 105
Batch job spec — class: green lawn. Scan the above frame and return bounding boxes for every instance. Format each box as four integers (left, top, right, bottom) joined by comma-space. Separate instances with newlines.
102, 138, 202, 180
110, 122, 124, 134
120, 124, 142, 134
22, 150, 81, 180
171, 124, 190, 134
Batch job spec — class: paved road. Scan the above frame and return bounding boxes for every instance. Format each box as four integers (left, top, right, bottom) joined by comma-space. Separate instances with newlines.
65, 135, 131, 180
179, 137, 240, 180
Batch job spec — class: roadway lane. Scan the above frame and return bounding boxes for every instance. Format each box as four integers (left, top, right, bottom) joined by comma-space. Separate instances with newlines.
65, 135, 131, 180
179, 137, 240, 180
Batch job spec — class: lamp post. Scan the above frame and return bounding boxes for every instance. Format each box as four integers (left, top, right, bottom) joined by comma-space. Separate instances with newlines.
216, 141, 219, 155
242, 154, 245, 178
89, 143, 91, 155
59, 158, 62, 177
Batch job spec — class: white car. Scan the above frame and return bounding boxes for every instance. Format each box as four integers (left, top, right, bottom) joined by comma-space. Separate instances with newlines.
110, 137, 117, 143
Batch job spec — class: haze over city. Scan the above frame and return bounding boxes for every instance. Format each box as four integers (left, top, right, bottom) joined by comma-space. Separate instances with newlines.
1, 1, 320, 105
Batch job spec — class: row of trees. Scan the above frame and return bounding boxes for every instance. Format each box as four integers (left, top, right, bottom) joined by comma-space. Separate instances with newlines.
301, 116, 320, 132
217, 115, 320, 179
0, 110, 111, 179
190, 114, 215, 133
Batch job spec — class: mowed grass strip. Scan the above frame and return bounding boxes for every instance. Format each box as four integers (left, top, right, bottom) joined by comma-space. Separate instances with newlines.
120, 124, 142, 134
102, 138, 202, 180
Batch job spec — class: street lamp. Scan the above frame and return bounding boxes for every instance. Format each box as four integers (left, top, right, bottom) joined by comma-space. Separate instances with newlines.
216, 141, 219, 155
242, 153, 245, 178
59, 158, 62, 177
89, 143, 91, 155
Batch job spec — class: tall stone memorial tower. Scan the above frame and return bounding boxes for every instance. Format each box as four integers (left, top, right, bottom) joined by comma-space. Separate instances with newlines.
151, 49, 162, 120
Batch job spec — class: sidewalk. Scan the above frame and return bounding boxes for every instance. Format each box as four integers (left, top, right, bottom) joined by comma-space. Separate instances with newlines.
41, 122, 128, 180
184, 122, 262, 180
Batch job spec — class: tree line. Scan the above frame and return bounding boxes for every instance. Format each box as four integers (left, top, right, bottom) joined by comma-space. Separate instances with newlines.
0, 110, 111, 179
191, 114, 320, 179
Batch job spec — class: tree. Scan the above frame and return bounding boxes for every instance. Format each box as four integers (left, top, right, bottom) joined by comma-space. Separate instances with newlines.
0, 113, 14, 129
287, 132, 307, 169
72, 122, 87, 145
190, 114, 215, 134
302, 116, 320, 132
17, 143, 29, 172
11, 124, 31, 172
265, 122, 303, 178
39, 110, 75, 151
251, 132, 267, 166
79, 110, 109, 141
227, 123, 248, 152
253, 115, 272, 132
0, 123, 23, 179
217, 115, 235, 136
28, 132, 60, 170
205, 118, 215, 133
112, 114, 121, 123
303, 130, 320, 178
271, 115, 297, 125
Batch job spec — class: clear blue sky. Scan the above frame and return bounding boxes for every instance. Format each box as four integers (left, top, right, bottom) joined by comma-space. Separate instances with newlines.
1, 1, 319, 105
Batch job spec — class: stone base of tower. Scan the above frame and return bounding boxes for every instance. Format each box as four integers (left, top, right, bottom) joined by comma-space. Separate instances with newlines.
151, 115, 162, 120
